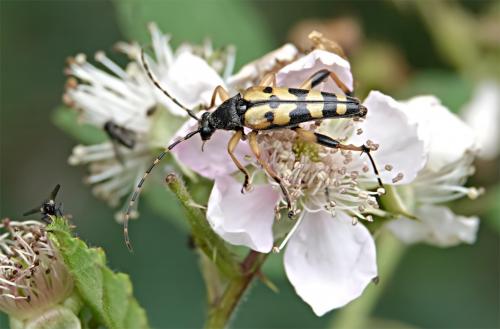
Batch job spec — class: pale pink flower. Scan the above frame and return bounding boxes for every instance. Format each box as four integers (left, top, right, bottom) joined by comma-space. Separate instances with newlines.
173, 49, 426, 315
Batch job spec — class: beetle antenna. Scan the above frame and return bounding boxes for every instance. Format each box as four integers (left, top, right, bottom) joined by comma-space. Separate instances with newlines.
140, 49, 200, 122
124, 128, 201, 251
364, 151, 385, 193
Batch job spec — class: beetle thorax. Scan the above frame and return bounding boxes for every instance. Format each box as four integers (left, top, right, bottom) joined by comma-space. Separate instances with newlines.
208, 94, 245, 130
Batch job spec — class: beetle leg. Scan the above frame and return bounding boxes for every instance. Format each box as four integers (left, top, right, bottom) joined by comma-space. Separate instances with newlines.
293, 127, 384, 189
228, 129, 251, 193
248, 131, 295, 218
299, 69, 352, 96
208, 85, 230, 108
257, 73, 277, 87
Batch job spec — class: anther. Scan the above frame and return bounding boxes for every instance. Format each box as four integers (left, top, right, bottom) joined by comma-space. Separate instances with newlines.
467, 187, 484, 199
392, 172, 404, 184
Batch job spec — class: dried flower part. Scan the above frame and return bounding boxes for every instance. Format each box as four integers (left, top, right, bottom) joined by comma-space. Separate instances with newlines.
288, 17, 362, 55
0, 219, 73, 320
307, 31, 346, 58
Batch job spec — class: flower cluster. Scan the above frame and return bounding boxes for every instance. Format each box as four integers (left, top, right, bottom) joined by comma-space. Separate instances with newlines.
62, 27, 482, 316
0, 219, 74, 323
64, 23, 233, 219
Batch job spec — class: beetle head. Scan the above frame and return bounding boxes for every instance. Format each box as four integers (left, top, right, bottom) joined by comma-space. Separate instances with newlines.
199, 112, 215, 141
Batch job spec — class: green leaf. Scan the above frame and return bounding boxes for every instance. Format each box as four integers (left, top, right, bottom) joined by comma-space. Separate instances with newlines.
52, 106, 107, 144
48, 218, 149, 329
113, 0, 275, 68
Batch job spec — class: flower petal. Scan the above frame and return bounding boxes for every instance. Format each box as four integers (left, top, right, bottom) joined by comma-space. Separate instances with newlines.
284, 211, 377, 316
386, 205, 479, 247
461, 80, 500, 160
206, 176, 280, 252
157, 52, 225, 117
349, 91, 427, 185
403, 95, 477, 172
276, 49, 353, 94
170, 119, 252, 179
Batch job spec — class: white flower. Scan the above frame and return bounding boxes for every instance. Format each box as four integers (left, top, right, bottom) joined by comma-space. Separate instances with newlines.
386, 96, 481, 247
0, 219, 73, 320
176, 49, 427, 315
461, 80, 500, 160
63, 23, 228, 218
386, 205, 479, 247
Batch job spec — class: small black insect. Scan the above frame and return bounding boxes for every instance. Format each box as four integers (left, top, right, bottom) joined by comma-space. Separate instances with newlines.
103, 120, 137, 163
23, 184, 63, 223
104, 120, 137, 149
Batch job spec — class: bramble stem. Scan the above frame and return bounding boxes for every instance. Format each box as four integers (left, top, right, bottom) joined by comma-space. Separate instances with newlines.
165, 174, 240, 278
166, 174, 269, 328
329, 230, 406, 329
205, 251, 268, 329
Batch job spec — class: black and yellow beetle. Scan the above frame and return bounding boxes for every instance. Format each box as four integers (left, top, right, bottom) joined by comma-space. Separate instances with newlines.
123, 49, 384, 249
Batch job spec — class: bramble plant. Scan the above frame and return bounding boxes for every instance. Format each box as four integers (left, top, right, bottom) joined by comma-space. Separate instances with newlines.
0, 218, 148, 329
3, 6, 495, 326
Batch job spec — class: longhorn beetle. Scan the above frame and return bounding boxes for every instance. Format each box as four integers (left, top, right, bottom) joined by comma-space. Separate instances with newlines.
123, 49, 384, 250
23, 184, 63, 223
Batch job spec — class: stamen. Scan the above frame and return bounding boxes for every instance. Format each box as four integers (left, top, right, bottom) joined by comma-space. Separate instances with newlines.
273, 214, 304, 253
95, 51, 128, 80
392, 172, 404, 183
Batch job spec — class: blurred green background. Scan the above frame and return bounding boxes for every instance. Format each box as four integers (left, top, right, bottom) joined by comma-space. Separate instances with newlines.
1, 1, 498, 328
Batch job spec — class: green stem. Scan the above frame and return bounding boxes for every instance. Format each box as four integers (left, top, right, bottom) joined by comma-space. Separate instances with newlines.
165, 174, 240, 278
205, 251, 268, 329
329, 230, 406, 329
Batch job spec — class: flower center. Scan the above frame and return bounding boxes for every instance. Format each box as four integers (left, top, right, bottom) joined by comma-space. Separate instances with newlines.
256, 124, 383, 223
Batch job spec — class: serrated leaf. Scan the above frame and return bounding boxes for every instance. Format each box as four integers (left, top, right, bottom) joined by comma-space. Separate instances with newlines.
102, 270, 130, 328
52, 106, 107, 144
124, 299, 149, 329
48, 218, 149, 329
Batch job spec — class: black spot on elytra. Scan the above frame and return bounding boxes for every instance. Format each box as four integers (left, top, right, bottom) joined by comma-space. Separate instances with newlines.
269, 95, 280, 109
264, 111, 274, 122
289, 103, 312, 125
288, 88, 309, 99
320, 91, 338, 102
263, 86, 273, 93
